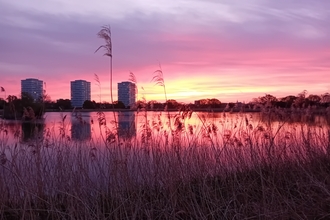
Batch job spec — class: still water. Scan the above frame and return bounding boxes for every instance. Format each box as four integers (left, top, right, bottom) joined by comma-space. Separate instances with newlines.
1, 111, 202, 144
0, 110, 329, 146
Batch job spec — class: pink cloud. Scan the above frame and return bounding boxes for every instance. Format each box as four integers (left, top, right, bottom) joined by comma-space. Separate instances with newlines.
1, 0, 329, 103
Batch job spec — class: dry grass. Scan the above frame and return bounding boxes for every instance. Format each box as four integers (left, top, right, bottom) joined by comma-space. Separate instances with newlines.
1, 107, 330, 219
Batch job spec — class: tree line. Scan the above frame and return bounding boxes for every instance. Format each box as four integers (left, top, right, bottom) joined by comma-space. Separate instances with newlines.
1, 91, 330, 117
252, 91, 330, 108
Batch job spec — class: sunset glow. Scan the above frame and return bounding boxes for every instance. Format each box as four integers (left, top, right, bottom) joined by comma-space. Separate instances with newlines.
0, 0, 329, 103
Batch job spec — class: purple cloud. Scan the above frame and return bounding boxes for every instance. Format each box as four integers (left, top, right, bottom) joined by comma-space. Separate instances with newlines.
0, 0, 329, 102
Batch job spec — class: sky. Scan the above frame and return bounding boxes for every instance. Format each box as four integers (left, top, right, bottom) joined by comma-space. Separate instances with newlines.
0, 0, 329, 103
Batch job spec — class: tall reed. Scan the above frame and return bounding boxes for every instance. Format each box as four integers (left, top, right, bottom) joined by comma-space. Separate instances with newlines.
95, 25, 118, 141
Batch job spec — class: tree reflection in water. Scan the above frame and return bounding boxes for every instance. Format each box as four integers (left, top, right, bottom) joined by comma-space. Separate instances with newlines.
71, 113, 91, 141
71, 122, 91, 141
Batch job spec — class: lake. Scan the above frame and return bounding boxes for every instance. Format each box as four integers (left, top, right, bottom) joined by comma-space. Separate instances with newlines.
1, 110, 329, 149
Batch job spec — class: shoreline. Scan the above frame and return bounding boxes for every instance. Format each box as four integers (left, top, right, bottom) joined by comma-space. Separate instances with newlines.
2, 107, 329, 114
44, 107, 260, 113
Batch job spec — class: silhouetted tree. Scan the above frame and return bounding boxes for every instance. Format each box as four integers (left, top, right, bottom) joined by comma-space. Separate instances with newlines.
7, 95, 18, 103
0, 98, 5, 109
83, 100, 96, 109
21, 92, 34, 106
306, 94, 321, 107
280, 95, 297, 108
209, 98, 221, 108
44, 100, 56, 109
195, 98, 222, 108
56, 99, 72, 110
307, 94, 321, 103
2, 93, 43, 120
21, 92, 43, 119
135, 100, 146, 109
256, 94, 278, 106
228, 102, 235, 108
294, 90, 308, 108
0, 87, 5, 111
113, 101, 125, 109
321, 93, 330, 106
4, 95, 19, 119
148, 100, 163, 110
166, 99, 179, 110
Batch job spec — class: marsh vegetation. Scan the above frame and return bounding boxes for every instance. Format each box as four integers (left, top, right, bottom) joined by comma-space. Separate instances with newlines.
1, 106, 330, 219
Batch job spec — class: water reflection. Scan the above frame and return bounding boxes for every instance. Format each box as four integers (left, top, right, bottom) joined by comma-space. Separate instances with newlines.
71, 112, 91, 141
259, 110, 330, 126
0, 121, 21, 144
3, 111, 330, 146
118, 112, 136, 138
21, 122, 44, 142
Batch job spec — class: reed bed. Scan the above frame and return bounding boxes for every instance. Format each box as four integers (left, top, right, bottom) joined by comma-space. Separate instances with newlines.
1, 108, 330, 219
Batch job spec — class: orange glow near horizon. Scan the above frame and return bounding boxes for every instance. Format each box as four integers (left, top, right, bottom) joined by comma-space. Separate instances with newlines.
1, 0, 330, 105
1, 12, 329, 104
1, 59, 330, 104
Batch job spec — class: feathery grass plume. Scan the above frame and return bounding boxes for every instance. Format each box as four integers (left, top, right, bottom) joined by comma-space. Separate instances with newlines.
152, 64, 172, 133
94, 73, 101, 103
128, 71, 137, 84
95, 25, 112, 58
94, 73, 100, 84
128, 72, 139, 105
152, 69, 164, 87
152, 65, 167, 101
58, 113, 67, 138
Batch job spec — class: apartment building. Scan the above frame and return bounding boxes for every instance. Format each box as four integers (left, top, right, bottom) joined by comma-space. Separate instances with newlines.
21, 78, 43, 101
117, 81, 136, 108
71, 80, 91, 108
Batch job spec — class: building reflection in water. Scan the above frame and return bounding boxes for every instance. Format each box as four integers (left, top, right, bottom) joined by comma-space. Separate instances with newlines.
71, 112, 91, 141
118, 111, 136, 138
21, 122, 44, 142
